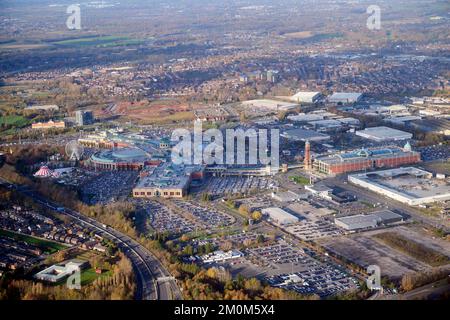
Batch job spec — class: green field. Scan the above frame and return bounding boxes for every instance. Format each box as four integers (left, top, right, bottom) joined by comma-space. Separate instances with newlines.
0, 229, 67, 254
52, 36, 143, 48
289, 175, 310, 185
0, 115, 30, 127
80, 268, 112, 286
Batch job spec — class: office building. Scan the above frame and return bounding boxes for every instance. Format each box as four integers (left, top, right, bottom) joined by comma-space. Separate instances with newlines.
75, 110, 94, 126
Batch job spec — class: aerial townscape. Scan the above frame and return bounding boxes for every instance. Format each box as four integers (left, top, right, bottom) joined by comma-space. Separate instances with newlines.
0, 0, 449, 305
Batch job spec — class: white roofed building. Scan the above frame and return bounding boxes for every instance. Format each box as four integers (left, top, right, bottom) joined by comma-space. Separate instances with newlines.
355, 126, 413, 142
262, 207, 299, 225
290, 91, 322, 103
328, 92, 363, 104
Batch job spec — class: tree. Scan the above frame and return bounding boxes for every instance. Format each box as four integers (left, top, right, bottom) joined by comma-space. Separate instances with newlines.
239, 204, 250, 216
256, 234, 265, 244
251, 211, 262, 221
201, 193, 212, 202
277, 110, 288, 121
225, 199, 236, 209
206, 268, 218, 279
220, 241, 233, 251
244, 278, 262, 293
243, 238, 253, 247
53, 250, 69, 263
183, 245, 194, 256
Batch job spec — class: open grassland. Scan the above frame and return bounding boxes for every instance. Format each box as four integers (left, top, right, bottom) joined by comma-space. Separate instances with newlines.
289, 175, 310, 185
0, 43, 49, 50
131, 111, 195, 124
80, 268, 113, 286
51, 36, 145, 48
0, 115, 30, 127
283, 31, 314, 39
373, 232, 450, 267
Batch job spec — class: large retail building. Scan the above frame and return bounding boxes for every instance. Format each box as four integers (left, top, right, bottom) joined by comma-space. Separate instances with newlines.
313, 146, 420, 175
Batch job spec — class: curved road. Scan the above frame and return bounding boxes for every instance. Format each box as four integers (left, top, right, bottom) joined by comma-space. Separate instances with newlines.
0, 178, 182, 300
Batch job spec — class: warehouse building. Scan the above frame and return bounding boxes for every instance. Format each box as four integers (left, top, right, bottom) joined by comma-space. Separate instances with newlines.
308, 119, 344, 132
290, 91, 322, 103
355, 126, 413, 142
334, 210, 403, 231
328, 92, 363, 104
281, 128, 330, 142
262, 207, 299, 226
241, 99, 300, 111
337, 117, 361, 128
348, 167, 450, 206
313, 146, 421, 175
287, 113, 324, 122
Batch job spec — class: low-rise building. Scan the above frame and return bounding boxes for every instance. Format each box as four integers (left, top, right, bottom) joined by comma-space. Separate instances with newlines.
262, 207, 299, 225
348, 167, 450, 206
328, 92, 363, 104
201, 250, 244, 263
334, 210, 403, 231
290, 91, 322, 103
355, 126, 413, 142
34, 260, 88, 283
281, 128, 330, 142
32, 120, 66, 130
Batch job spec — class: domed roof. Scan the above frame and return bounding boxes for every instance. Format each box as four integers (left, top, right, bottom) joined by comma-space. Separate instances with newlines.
111, 148, 147, 160
91, 147, 149, 164
404, 141, 412, 152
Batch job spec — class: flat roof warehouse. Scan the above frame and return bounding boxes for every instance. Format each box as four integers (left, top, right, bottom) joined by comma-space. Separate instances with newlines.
334, 210, 404, 231
356, 126, 413, 142
348, 167, 450, 206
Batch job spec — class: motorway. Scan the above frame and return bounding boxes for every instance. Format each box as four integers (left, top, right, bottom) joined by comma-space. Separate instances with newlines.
0, 178, 183, 300
372, 278, 450, 300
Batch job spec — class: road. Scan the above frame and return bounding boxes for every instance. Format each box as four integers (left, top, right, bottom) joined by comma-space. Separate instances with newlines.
0, 178, 182, 300
376, 278, 450, 300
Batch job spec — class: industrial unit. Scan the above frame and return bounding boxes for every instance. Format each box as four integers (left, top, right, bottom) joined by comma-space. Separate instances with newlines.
328, 92, 363, 104
348, 167, 450, 206
334, 210, 403, 231
262, 207, 299, 226
290, 91, 322, 103
355, 126, 413, 142
241, 99, 300, 111
281, 128, 330, 142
